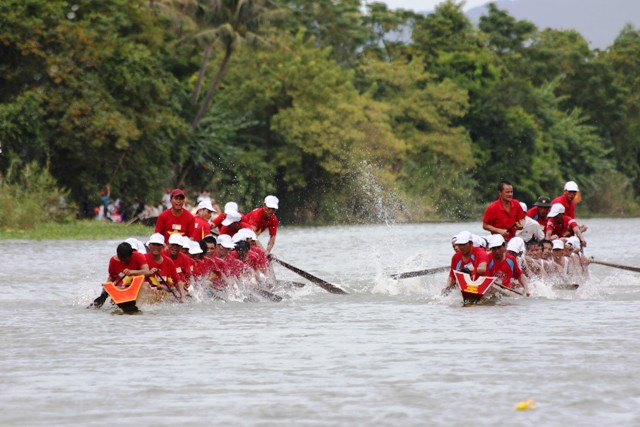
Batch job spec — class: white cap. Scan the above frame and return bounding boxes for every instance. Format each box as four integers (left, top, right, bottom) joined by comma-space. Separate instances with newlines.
232, 233, 246, 244
454, 230, 472, 245
507, 236, 525, 254
488, 234, 506, 249
217, 234, 235, 249
168, 234, 184, 246
224, 202, 238, 214
125, 238, 146, 254
182, 236, 192, 249
189, 241, 203, 255
552, 239, 565, 250
243, 228, 257, 241
564, 181, 579, 192
221, 211, 242, 226
566, 236, 581, 249
548, 203, 566, 218
472, 234, 488, 248
264, 195, 279, 209
519, 202, 528, 213
197, 200, 215, 212
147, 233, 165, 245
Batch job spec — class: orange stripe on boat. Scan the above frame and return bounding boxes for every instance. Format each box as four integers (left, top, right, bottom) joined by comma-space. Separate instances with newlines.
103, 275, 144, 304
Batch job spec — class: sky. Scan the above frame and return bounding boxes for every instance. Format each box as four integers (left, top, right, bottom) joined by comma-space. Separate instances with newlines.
372, 0, 494, 12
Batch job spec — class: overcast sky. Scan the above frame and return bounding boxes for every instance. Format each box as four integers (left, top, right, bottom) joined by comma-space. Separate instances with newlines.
372, 0, 494, 12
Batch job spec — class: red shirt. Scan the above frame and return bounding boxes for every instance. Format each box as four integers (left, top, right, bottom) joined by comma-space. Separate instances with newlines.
245, 207, 278, 236
552, 195, 575, 219
231, 250, 261, 274
155, 209, 195, 243
219, 221, 253, 237
250, 246, 270, 272
449, 247, 488, 279
107, 252, 147, 280
526, 206, 548, 227
144, 253, 181, 286
545, 216, 578, 238
162, 249, 193, 282
482, 199, 525, 241
190, 216, 211, 241
485, 253, 522, 288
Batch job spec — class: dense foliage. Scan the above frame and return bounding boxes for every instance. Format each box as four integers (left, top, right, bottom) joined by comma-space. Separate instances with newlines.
1, 0, 639, 226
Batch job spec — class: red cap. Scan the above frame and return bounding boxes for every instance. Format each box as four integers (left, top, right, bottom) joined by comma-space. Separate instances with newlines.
170, 188, 185, 199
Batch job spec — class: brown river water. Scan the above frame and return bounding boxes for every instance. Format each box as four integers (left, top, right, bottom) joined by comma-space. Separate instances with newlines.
1, 218, 639, 426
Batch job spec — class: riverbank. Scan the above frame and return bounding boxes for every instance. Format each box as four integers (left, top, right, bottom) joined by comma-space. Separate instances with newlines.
0, 220, 153, 240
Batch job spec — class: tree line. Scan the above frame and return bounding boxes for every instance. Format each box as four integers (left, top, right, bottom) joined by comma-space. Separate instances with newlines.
1, 0, 639, 226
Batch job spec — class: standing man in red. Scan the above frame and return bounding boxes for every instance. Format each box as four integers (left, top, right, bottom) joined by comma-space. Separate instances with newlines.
155, 188, 195, 243
482, 181, 525, 241
245, 195, 279, 254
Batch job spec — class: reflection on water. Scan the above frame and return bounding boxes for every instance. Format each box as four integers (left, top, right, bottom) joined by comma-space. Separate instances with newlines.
1, 218, 639, 426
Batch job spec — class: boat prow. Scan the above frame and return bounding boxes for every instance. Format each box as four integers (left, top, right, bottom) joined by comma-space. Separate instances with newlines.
453, 271, 499, 306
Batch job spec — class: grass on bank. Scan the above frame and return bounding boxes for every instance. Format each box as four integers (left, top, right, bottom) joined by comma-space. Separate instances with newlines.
0, 220, 153, 240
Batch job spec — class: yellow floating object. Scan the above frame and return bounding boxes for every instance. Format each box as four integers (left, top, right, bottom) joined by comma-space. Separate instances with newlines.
515, 399, 536, 411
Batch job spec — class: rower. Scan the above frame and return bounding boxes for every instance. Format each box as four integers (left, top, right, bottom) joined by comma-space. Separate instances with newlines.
212, 201, 244, 235
444, 231, 488, 293
163, 234, 194, 284
190, 200, 216, 241
144, 232, 186, 303
89, 241, 150, 308
482, 181, 525, 241
485, 235, 529, 296
219, 211, 252, 237
545, 203, 587, 247
546, 239, 570, 279
516, 202, 544, 243
245, 195, 280, 254
527, 196, 552, 228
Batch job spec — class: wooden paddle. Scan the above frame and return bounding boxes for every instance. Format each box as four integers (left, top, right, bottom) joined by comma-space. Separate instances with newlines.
250, 287, 283, 302
493, 281, 525, 296
391, 265, 449, 280
589, 258, 640, 273
155, 273, 182, 300
270, 257, 348, 294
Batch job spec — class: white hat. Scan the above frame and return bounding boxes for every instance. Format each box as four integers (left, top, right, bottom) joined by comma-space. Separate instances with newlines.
232, 233, 246, 244
147, 233, 165, 245
454, 230, 472, 245
224, 202, 238, 214
552, 239, 565, 250
221, 211, 242, 226
507, 236, 525, 254
217, 234, 235, 249
125, 238, 146, 254
244, 228, 257, 241
566, 236, 581, 249
519, 202, 528, 213
264, 195, 279, 209
548, 203, 566, 218
189, 241, 203, 255
197, 200, 215, 212
168, 234, 184, 246
488, 234, 506, 249
182, 236, 192, 249
234, 228, 250, 240
564, 181, 579, 192
472, 234, 488, 248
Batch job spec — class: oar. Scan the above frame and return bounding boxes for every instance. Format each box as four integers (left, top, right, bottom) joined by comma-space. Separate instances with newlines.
589, 258, 640, 273
493, 281, 525, 296
391, 266, 449, 280
250, 287, 283, 302
155, 273, 182, 300
270, 257, 348, 294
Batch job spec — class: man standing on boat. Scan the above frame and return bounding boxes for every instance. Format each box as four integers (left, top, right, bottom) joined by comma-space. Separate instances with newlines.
245, 195, 279, 254
444, 231, 488, 292
485, 235, 529, 296
155, 188, 195, 243
482, 181, 525, 241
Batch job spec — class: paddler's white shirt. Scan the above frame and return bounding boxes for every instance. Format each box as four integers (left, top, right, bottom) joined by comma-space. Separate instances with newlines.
517, 216, 544, 243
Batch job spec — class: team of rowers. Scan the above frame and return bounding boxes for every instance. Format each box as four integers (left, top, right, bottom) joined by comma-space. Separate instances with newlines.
90, 190, 280, 307
445, 180, 590, 296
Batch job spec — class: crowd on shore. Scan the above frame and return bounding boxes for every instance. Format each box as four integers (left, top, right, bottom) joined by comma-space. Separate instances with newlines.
446, 180, 590, 296
90, 189, 280, 307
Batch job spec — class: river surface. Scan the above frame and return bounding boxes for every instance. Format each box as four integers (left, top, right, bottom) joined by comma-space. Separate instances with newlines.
1, 218, 639, 426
